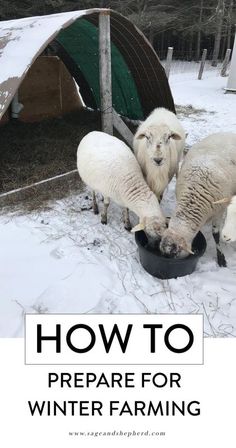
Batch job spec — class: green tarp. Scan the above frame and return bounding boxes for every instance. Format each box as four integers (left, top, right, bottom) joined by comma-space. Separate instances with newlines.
58, 19, 144, 120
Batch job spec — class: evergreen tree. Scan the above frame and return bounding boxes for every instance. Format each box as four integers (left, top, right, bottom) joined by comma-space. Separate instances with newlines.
0, 0, 235, 62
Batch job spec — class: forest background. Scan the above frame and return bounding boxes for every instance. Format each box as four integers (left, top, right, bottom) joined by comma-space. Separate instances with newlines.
0, 1, 235, 64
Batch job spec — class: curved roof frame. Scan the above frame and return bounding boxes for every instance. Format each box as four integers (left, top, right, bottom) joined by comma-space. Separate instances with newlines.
0, 8, 175, 121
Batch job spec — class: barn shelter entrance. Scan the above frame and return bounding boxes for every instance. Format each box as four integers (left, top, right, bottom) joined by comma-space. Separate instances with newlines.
0, 8, 174, 122
1, 55, 83, 124
0, 8, 174, 210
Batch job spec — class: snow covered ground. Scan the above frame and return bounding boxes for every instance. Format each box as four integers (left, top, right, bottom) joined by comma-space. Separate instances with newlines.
171, 67, 235, 145
0, 68, 236, 337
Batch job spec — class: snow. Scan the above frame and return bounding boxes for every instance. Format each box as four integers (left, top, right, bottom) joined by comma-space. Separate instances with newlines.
170, 68, 236, 146
0, 10, 93, 85
0, 68, 236, 338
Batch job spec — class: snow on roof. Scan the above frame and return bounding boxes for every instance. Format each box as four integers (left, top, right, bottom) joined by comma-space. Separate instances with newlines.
0, 8, 104, 119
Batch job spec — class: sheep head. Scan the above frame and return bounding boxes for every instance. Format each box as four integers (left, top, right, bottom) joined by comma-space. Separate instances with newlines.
159, 228, 194, 258
136, 125, 182, 167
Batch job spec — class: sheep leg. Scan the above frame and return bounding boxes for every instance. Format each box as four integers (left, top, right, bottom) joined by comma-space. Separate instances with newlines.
212, 220, 227, 268
101, 197, 110, 225
123, 208, 132, 231
92, 191, 99, 215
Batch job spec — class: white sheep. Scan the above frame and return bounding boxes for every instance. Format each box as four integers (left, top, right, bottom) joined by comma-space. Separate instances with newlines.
159, 132, 236, 267
214, 195, 236, 243
133, 107, 186, 200
77, 131, 166, 239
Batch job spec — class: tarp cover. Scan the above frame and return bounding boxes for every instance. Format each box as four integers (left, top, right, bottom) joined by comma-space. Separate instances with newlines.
57, 19, 143, 119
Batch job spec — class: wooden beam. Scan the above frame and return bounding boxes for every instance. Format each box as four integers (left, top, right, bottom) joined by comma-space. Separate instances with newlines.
226, 32, 236, 92
99, 11, 113, 135
165, 47, 173, 79
221, 48, 231, 77
112, 109, 134, 148
198, 49, 207, 80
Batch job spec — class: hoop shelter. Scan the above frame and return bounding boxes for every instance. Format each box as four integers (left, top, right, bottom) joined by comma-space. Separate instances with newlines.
0, 8, 175, 122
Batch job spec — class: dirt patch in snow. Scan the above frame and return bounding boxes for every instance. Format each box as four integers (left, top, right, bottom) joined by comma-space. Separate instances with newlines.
176, 104, 215, 119
0, 108, 136, 213
0, 108, 101, 195
176, 104, 206, 116
0, 171, 85, 215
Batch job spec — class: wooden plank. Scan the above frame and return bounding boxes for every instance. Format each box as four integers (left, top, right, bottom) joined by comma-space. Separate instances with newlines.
226, 32, 236, 92
112, 108, 134, 148
99, 11, 113, 135
198, 49, 207, 80
165, 47, 173, 79
221, 48, 231, 77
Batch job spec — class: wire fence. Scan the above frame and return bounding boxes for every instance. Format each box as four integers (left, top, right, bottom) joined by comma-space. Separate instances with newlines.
161, 48, 232, 79
163, 59, 224, 77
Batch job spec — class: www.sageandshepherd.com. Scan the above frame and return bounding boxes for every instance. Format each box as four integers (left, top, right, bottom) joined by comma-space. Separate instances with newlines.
68, 430, 166, 438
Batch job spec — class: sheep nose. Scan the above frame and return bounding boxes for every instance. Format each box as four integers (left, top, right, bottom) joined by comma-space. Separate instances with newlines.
153, 157, 163, 166
160, 239, 177, 257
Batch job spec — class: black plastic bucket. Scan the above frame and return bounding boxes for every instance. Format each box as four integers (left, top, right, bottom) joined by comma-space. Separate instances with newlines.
135, 231, 207, 279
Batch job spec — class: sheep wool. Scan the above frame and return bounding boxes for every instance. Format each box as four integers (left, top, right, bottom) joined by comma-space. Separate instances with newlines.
160, 132, 236, 267
77, 131, 166, 239
133, 107, 186, 199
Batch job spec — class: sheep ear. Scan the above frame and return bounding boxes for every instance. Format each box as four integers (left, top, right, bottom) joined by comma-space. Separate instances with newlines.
186, 247, 194, 255
170, 132, 182, 141
131, 223, 145, 233
213, 198, 231, 205
136, 133, 146, 140
182, 241, 194, 255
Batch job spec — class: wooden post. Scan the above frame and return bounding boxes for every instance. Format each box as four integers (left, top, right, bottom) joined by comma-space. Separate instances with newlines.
198, 49, 207, 80
165, 47, 173, 79
112, 109, 134, 148
226, 32, 236, 92
99, 10, 113, 135
221, 48, 231, 77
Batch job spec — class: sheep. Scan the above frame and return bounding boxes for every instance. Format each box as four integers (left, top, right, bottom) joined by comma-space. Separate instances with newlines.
214, 195, 236, 243
159, 132, 236, 267
77, 131, 166, 240
133, 107, 186, 200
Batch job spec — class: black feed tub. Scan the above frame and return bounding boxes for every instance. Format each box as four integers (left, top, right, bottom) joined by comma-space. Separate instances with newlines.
135, 231, 207, 279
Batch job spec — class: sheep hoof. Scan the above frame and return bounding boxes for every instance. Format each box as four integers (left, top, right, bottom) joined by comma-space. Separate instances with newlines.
217, 250, 227, 268
101, 216, 107, 225
93, 204, 99, 215
124, 223, 132, 232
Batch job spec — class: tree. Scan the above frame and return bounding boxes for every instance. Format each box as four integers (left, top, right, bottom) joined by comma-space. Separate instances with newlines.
212, 0, 225, 66
0, 0, 235, 63
227, 0, 234, 48
196, 0, 204, 61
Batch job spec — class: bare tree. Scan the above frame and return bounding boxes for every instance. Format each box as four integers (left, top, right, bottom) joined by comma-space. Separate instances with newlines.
1, 0, 235, 63
212, 0, 225, 66
196, 0, 204, 61
227, 0, 234, 48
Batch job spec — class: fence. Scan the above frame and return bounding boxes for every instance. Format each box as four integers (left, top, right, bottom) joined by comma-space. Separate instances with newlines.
162, 47, 232, 80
